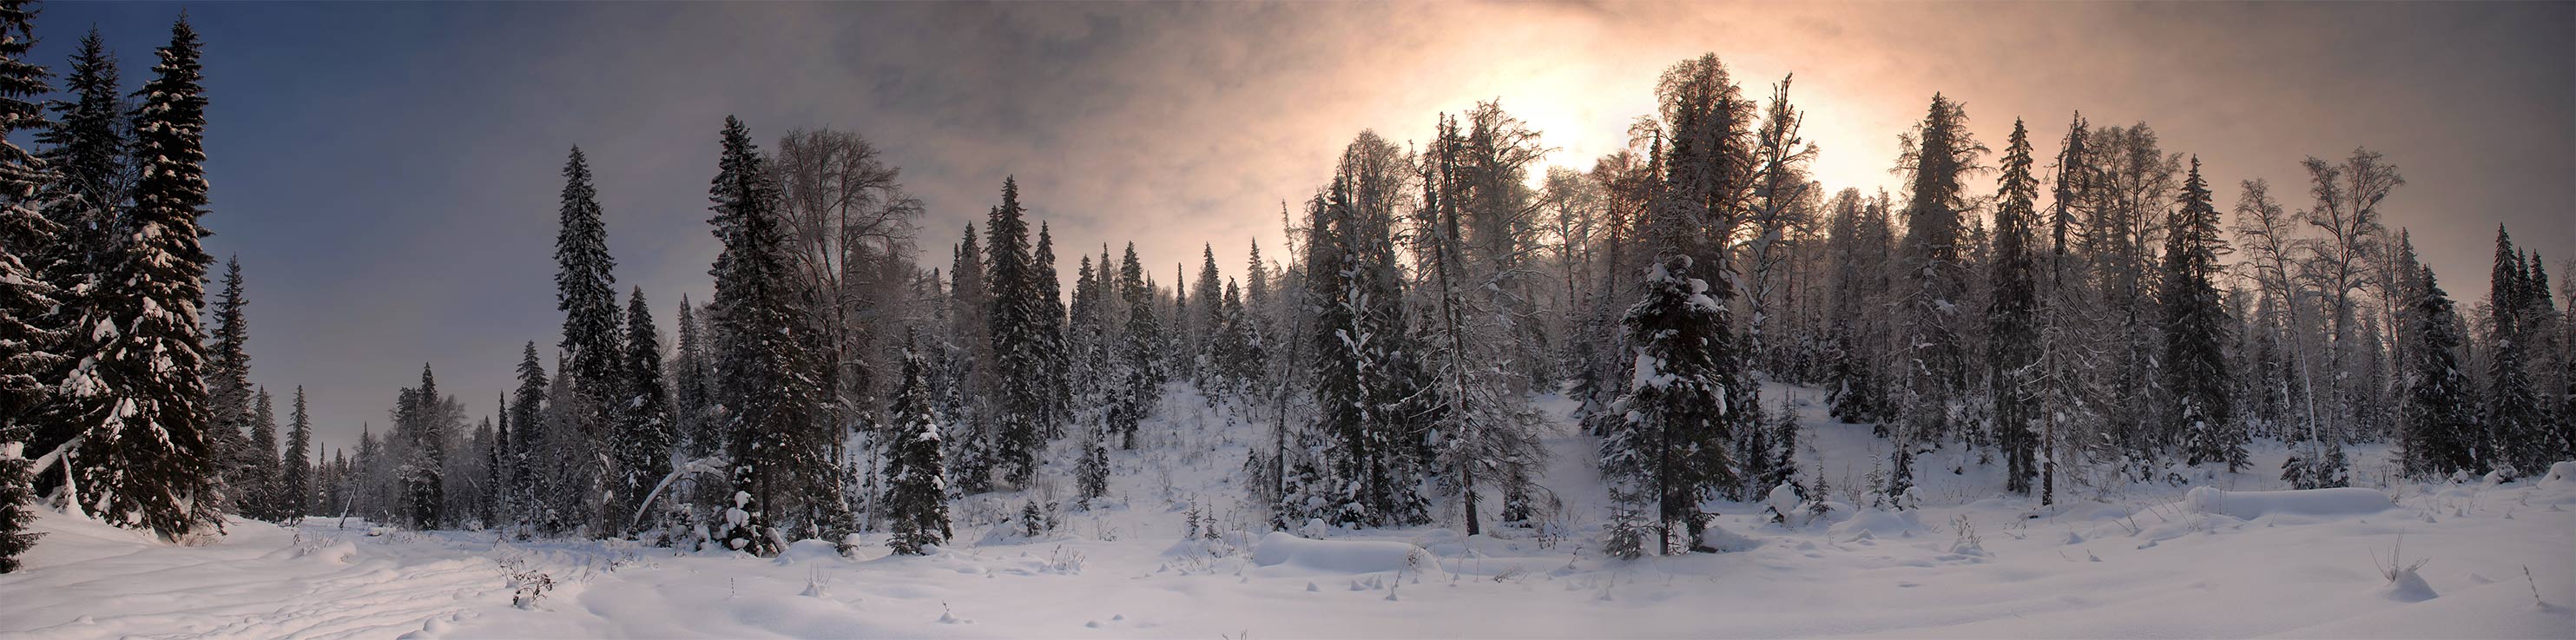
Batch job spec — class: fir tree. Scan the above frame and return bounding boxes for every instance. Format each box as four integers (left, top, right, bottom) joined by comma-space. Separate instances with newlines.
616, 287, 673, 534
2400, 264, 2476, 478
30, 30, 122, 384
205, 257, 254, 506
401, 365, 445, 530
0, 0, 54, 572
246, 389, 279, 519
2163, 158, 2242, 471
1986, 119, 2043, 492
983, 177, 1045, 487
672, 296, 714, 458
553, 146, 623, 531
507, 342, 547, 527
280, 387, 313, 518
1603, 256, 1736, 554
1191, 243, 1224, 380
2486, 227, 2546, 475
884, 333, 949, 555
1114, 242, 1163, 452
1893, 92, 1984, 454
707, 115, 819, 557
57, 16, 221, 540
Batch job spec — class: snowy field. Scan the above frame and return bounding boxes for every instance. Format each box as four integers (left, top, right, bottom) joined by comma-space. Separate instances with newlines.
3, 385, 2572, 639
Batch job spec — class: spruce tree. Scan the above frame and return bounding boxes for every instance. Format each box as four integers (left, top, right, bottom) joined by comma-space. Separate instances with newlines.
2401, 264, 2475, 478
1032, 223, 1070, 435
707, 115, 817, 557
30, 30, 121, 395
884, 333, 950, 555
673, 296, 714, 458
2486, 227, 2546, 475
247, 389, 279, 519
1986, 119, 2043, 492
553, 146, 623, 531
57, 17, 221, 540
1114, 242, 1162, 451
616, 287, 673, 534
2163, 158, 2242, 471
1893, 93, 1983, 459
1191, 243, 1223, 379
402, 365, 445, 530
205, 257, 254, 505
281, 387, 313, 518
982, 178, 1044, 487
0, 0, 55, 572
507, 342, 547, 527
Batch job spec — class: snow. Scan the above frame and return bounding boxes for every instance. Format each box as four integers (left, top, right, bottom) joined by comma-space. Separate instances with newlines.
0, 382, 2569, 638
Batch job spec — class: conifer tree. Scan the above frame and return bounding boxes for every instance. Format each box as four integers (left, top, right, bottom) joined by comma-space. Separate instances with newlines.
30, 30, 121, 380
2163, 158, 2242, 471
1892, 93, 1983, 464
1114, 242, 1163, 451
247, 389, 280, 519
0, 0, 54, 572
672, 297, 714, 458
507, 342, 547, 526
2486, 227, 2546, 474
983, 178, 1045, 487
553, 146, 623, 531
1032, 222, 1070, 434
884, 333, 949, 555
56, 17, 221, 540
206, 257, 254, 503
1191, 244, 1223, 379
2400, 264, 2475, 478
616, 287, 673, 533
280, 387, 313, 518
707, 115, 818, 557
401, 365, 445, 530
1986, 119, 2043, 492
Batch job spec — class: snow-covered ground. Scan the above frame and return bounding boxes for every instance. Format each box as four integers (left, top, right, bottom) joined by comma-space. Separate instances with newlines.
4, 384, 2572, 639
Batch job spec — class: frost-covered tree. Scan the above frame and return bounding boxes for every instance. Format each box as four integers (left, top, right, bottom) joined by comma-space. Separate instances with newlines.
56, 17, 221, 540
2162, 158, 2241, 471
616, 287, 674, 533
707, 115, 825, 557
505, 342, 547, 528
0, 0, 54, 572
205, 257, 254, 507
2399, 262, 2474, 478
883, 333, 949, 555
553, 146, 623, 532
1890, 93, 1984, 477
2486, 227, 2548, 475
983, 177, 1047, 487
280, 386, 313, 518
1986, 120, 2042, 493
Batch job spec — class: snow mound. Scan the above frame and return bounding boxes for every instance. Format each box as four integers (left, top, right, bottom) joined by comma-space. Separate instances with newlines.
1250, 532, 1434, 576
2181, 486, 2393, 520
2378, 564, 2439, 603
2541, 461, 2576, 485
1828, 508, 1922, 540
1697, 523, 1763, 552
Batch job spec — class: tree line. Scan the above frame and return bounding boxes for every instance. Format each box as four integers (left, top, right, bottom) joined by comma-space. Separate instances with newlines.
2, 21, 2566, 571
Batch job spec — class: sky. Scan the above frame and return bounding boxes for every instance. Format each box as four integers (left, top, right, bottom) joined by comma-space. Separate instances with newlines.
24, 2, 2572, 453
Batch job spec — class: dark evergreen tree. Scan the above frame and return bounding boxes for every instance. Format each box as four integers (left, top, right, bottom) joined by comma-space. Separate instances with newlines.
280, 387, 313, 518
2163, 158, 2241, 471
0, 0, 54, 572
1032, 223, 1070, 435
2486, 227, 2547, 475
56, 17, 221, 540
1114, 242, 1163, 452
29, 31, 122, 412
401, 365, 445, 530
884, 333, 949, 555
707, 116, 820, 557
616, 287, 673, 534
1986, 119, 2043, 492
484, 393, 505, 527
1892, 93, 1983, 460
672, 296, 714, 458
507, 342, 547, 527
246, 388, 279, 519
205, 257, 254, 506
2400, 264, 2476, 478
1602, 256, 1736, 555
1191, 243, 1224, 380
982, 178, 1045, 487
553, 146, 623, 531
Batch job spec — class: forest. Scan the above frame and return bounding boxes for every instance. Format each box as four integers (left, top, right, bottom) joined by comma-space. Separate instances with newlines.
0, 3, 2572, 637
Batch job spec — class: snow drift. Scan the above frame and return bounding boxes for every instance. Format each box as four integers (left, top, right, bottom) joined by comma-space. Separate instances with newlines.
2181, 486, 2394, 520
1250, 531, 1434, 576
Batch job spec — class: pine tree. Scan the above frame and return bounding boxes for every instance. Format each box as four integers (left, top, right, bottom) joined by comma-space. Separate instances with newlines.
2163, 158, 2242, 471
0, 0, 55, 572
1986, 119, 2043, 492
1114, 242, 1163, 452
884, 333, 949, 555
280, 387, 313, 518
616, 287, 673, 534
707, 115, 819, 557
553, 146, 623, 532
56, 17, 221, 540
1893, 93, 1984, 458
1032, 222, 1070, 435
1191, 243, 1224, 381
2400, 264, 2475, 478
